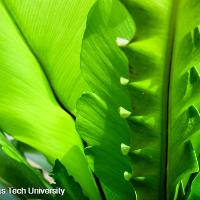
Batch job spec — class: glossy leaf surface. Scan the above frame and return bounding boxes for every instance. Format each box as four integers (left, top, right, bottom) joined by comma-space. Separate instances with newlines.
76, 0, 200, 199
0, 0, 100, 199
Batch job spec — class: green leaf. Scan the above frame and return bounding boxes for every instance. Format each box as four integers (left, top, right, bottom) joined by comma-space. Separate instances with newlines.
182, 155, 200, 200
77, 93, 135, 199
60, 145, 100, 200
76, 0, 136, 199
0, 1, 100, 199
51, 159, 88, 200
187, 173, 200, 200
0, 150, 54, 199
101, 182, 123, 200
77, 0, 200, 199
2, 0, 94, 114
0, 132, 53, 199
0, 133, 25, 163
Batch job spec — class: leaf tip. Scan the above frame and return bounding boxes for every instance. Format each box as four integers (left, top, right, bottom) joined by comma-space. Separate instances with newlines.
119, 107, 131, 118
116, 37, 129, 47
121, 143, 131, 155
124, 171, 132, 181
120, 77, 130, 85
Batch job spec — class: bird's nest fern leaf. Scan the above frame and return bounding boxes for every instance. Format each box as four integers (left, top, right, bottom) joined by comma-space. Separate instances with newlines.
0, 0, 101, 199
77, 0, 200, 199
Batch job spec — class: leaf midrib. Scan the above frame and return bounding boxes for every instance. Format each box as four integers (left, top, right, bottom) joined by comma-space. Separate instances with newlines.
1, 0, 75, 120
162, 1, 180, 200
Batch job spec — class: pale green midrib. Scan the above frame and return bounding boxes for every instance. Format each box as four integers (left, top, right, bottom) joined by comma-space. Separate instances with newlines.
1, 1, 75, 119
162, 1, 180, 200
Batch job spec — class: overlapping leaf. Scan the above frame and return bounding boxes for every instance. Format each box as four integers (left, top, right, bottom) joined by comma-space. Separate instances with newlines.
2, 0, 93, 114
0, 132, 53, 199
0, 0, 100, 199
77, 0, 200, 199
51, 159, 88, 200
76, 0, 136, 199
